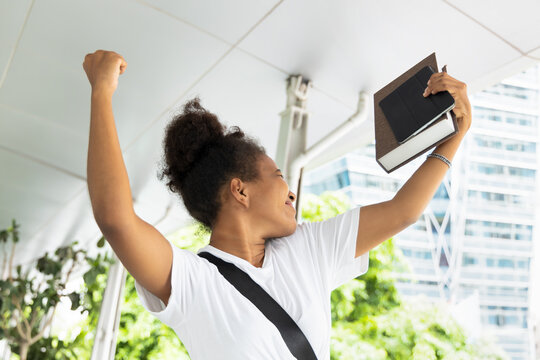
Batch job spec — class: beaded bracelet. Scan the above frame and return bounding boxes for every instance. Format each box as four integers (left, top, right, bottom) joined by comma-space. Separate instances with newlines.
427, 152, 451, 168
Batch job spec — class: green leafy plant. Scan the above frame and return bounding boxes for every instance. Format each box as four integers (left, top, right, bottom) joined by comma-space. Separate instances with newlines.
0, 220, 114, 360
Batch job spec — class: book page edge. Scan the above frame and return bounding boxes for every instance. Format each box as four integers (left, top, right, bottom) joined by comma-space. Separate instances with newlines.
379, 116, 455, 170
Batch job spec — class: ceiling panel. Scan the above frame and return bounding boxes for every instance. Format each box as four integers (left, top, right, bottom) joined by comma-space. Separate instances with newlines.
0, 0, 230, 146
305, 88, 357, 150
167, 48, 288, 160
0, 105, 86, 177
122, 107, 173, 212
529, 48, 540, 59
141, 0, 280, 44
468, 55, 539, 95
0, 0, 31, 83
0, 149, 86, 242
0, 47, 89, 134
2, 0, 540, 268
238, 0, 521, 109
0, 184, 63, 244
165, 49, 363, 159
446, 0, 540, 54
11, 188, 103, 267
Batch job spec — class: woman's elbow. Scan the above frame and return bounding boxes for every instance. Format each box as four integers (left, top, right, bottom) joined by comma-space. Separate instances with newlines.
404, 214, 420, 227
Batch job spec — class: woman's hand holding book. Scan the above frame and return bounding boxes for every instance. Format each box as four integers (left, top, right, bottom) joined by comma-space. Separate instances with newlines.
423, 70, 471, 134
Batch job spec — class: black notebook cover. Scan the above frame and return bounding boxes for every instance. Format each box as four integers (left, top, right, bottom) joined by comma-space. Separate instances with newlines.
378, 66, 455, 144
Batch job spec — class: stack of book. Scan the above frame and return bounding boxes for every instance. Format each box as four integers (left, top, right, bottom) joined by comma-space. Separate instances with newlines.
374, 52, 458, 173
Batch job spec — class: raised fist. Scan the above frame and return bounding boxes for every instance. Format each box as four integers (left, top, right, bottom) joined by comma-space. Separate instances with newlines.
83, 50, 127, 95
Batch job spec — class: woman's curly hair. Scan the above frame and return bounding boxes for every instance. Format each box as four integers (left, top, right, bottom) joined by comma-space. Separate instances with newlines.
159, 98, 266, 229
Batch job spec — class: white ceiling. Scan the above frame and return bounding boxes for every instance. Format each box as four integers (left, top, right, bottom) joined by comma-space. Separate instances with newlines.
1, 0, 540, 267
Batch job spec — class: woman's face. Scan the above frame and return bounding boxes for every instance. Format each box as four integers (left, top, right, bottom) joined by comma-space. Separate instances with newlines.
249, 154, 297, 238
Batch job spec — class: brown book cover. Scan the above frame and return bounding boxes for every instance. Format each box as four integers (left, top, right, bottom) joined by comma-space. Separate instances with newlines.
374, 52, 459, 173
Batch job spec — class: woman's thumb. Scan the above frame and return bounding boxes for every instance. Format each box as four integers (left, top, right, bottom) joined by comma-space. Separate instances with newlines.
119, 59, 127, 75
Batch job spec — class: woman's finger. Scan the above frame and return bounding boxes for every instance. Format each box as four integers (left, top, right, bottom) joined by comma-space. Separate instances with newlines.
427, 74, 461, 88
118, 57, 128, 75
423, 77, 463, 97
424, 73, 448, 96
426, 72, 445, 85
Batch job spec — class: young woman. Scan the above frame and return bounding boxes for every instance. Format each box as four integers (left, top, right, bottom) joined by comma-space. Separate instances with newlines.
83, 50, 471, 359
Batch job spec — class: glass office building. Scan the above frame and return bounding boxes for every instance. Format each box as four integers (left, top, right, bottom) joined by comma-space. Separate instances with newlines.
302, 65, 540, 360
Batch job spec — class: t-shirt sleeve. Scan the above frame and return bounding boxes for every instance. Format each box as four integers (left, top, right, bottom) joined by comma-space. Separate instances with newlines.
134, 239, 204, 328
302, 206, 369, 291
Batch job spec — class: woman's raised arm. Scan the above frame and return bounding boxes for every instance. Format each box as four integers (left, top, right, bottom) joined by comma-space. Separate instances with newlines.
85, 50, 132, 228
84, 50, 173, 305
355, 70, 471, 258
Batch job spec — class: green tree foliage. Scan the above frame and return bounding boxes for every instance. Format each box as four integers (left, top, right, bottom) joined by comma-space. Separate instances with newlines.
301, 191, 507, 360
0, 219, 114, 360
23, 255, 112, 360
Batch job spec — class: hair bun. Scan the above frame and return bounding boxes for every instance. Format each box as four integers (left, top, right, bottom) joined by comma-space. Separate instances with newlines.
159, 97, 267, 228
163, 98, 225, 177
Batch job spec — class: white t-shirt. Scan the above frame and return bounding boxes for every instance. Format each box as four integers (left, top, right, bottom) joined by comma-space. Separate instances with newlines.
135, 206, 368, 359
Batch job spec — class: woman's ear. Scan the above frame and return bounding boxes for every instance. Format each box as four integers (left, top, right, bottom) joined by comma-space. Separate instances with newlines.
229, 178, 249, 207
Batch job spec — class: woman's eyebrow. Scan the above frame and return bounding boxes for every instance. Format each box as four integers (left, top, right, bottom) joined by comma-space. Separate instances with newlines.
274, 169, 282, 173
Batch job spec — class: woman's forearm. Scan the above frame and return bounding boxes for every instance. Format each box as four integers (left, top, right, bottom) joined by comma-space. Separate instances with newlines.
87, 90, 135, 229
392, 127, 466, 223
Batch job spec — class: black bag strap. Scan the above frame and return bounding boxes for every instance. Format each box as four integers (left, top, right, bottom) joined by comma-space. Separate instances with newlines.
198, 251, 318, 360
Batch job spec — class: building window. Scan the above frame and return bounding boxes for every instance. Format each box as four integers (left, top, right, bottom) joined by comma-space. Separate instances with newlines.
473, 106, 539, 128
463, 256, 477, 266
465, 220, 533, 241
498, 259, 514, 268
